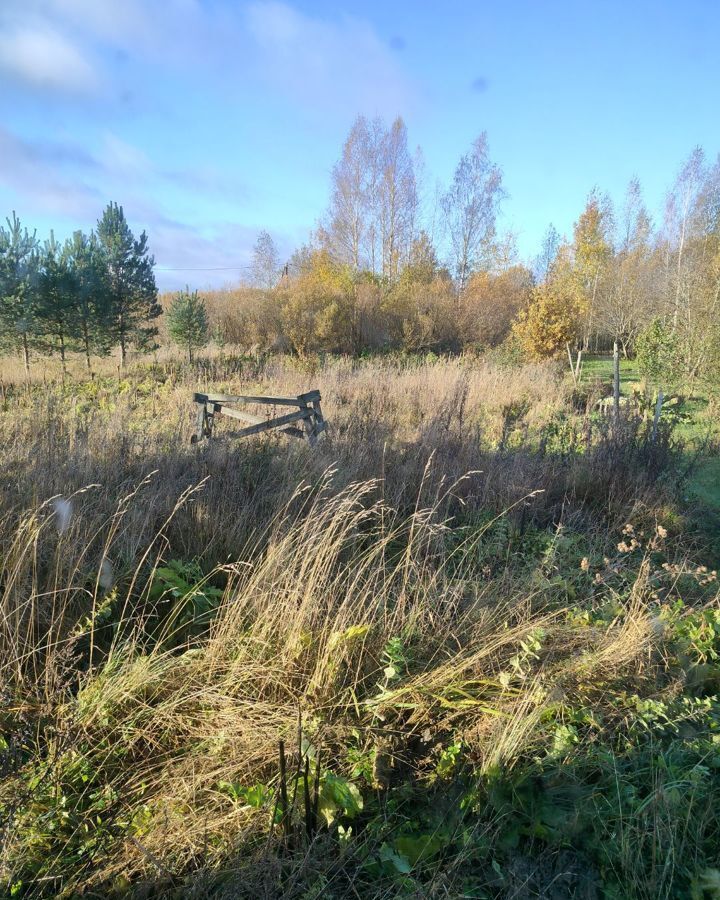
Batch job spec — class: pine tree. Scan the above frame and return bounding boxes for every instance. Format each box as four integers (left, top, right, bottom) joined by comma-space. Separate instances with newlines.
167, 287, 209, 362
96, 203, 161, 367
0, 213, 40, 373
36, 233, 78, 374
65, 231, 112, 371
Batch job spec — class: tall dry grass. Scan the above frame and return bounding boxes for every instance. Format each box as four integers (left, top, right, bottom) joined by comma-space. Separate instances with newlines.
0, 353, 668, 556
1, 352, 711, 898
1, 473, 683, 898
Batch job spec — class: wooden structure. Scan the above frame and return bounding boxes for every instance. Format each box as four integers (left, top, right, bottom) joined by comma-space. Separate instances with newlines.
191, 390, 326, 447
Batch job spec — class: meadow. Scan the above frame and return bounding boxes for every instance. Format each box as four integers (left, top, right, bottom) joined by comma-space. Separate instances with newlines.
0, 351, 719, 899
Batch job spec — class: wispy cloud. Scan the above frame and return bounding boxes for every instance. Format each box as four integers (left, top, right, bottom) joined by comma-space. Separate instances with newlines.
0, 125, 259, 288
0, 125, 250, 211
100, 132, 153, 178
150, 220, 258, 291
244, 2, 416, 117
0, 1, 420, 287
0, 127, 102, 218
0, 23, 98, 93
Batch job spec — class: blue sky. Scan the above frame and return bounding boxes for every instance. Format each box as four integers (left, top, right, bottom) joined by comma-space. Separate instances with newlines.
1, 0, 718, 290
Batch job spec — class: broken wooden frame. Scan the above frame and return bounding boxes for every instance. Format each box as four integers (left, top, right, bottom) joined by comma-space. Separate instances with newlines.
191, 389, 326, 447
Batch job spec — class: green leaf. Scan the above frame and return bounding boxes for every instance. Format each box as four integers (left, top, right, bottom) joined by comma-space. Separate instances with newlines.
318, 773, 363, 825
393, 833, 444, 866
379, 842, 412, 874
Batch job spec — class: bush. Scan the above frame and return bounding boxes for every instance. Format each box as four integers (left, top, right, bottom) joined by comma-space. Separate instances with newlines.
635, 318, 682, 388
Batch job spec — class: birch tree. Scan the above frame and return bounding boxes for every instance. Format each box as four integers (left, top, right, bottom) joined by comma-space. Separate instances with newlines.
573, 190, 613, 350
662, 147, 706, 331
249, 230, 280, 289
441, 133, 504, 294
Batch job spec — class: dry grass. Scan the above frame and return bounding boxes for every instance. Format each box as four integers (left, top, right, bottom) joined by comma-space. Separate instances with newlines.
0, 352, 716, 898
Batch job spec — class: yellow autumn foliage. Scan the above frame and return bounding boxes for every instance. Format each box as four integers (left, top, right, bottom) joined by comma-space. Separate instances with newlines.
512, 252, 586, 359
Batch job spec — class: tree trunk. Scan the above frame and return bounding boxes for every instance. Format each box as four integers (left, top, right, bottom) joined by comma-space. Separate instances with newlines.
83, 322, 92, 372
119, 335, 126, 369
22, 333, 30, 374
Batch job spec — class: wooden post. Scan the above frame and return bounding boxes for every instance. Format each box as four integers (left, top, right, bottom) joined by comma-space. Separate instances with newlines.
299, 399, 317, 447
311, 397, 326, 439
652, 389, 664, 443
566, 342, 577, 386
613, 341, 621, 424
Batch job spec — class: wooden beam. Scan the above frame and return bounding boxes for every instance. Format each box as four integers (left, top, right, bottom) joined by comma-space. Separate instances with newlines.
223, 408, 313, 438
214, 406, 265, 426
194, 391, 320, 408
191, 389, 324, 447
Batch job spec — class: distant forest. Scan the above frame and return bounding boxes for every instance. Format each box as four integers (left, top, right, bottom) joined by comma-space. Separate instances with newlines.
1, 117, 719, 388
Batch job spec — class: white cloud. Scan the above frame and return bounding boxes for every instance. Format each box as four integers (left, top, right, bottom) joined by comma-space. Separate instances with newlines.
101, 132, 153, 177
1, 1, 417, 116
0, 125, 259, 290
0, 127, 102, 218
245, 2, 416, 117
40, 0, 151, 44
36, 0, 210, 61
0, 24, 98, 93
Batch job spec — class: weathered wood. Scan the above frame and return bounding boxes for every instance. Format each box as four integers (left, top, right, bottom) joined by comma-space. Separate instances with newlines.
651, 389, 664, 443
215, 406, 266, 426
224, 408, 313, 438
194, 390, 320, 407
566, 342, 577, 387
191, 389, 326, 447
613, 341, 621, 424
311, 398, 326, 437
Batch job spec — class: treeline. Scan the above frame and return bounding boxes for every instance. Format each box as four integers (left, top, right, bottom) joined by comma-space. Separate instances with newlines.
200, 249, 532, 357
0, 203, 160, 372
198, 120, 719, 390
3, 116, 719, 388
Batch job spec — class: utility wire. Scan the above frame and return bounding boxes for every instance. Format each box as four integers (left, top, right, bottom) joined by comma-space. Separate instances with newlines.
154, 265, 251, 271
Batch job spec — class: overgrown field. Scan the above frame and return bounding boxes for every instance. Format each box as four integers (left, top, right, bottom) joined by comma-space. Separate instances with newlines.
1, 353, 719, 899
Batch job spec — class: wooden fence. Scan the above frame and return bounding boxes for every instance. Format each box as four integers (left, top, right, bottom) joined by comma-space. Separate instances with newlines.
191, 390, 326, 447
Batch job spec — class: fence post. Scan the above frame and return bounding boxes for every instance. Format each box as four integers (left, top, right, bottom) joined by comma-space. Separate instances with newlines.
566, 342, 577, 386
613, 341, 621, 424
651, 389, 664, 443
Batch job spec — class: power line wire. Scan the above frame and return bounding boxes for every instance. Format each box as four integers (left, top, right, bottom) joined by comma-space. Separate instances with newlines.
155, 265, 250, 271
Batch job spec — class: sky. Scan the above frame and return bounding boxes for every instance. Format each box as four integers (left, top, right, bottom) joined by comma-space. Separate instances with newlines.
1, 0, 718, 291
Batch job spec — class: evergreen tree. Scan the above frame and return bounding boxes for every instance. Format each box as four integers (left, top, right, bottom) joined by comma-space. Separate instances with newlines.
0, 213, 40, 373
65, 231, 112, 371
96, 203, 161, 367
167, 287, 209, 362
36, 233, 79, 374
